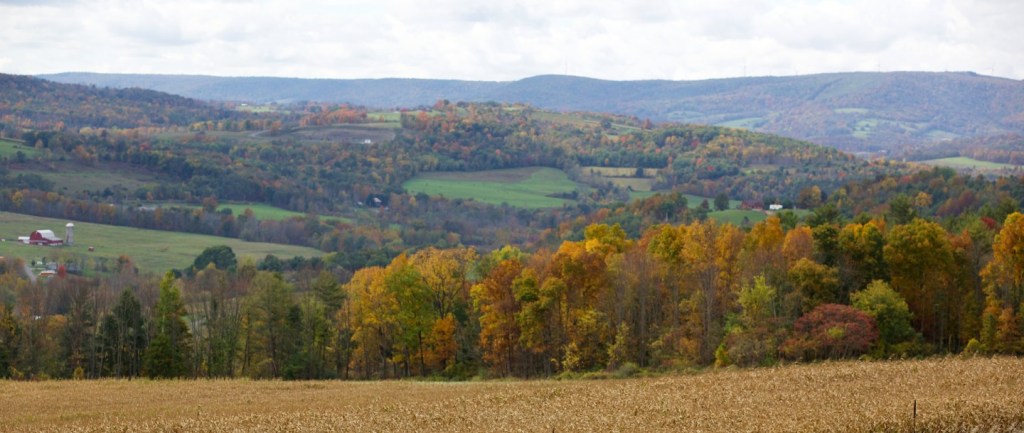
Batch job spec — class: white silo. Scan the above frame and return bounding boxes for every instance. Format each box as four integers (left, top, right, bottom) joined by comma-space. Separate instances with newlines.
65, 222, 74, 246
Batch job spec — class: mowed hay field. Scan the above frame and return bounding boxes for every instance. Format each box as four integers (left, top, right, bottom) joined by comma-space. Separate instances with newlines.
2, 357, 1023, 432
403, 167, 580, 209
919, 156, 1020, 171
0, 212, 323, 272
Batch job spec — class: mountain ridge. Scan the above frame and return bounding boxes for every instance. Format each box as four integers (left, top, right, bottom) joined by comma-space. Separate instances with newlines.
37, 71, 1024, 153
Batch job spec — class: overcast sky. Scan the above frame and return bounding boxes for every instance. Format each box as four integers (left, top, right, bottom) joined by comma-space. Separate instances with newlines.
1, 0, 1021, 81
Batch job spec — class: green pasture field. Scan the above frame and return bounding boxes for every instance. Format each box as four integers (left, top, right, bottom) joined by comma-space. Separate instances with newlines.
19, 163, 161, 194
919, 157, 1019, 170
367, 111, 401, 122
606, 177, 654, 192
707, 209, 767, 225
582, 166, 659, 177
0, 212, 323, 273
164, 202, 353, 224
680, 194, 742, 210
403, 167, 580, 209
532, 112, 640, 132
582, 167, 662, 197
833, 107, 870, 114
628, 190, 658, 201
0, 139, 37, 158
165, 202, 307, 221
716, 117, 765, 129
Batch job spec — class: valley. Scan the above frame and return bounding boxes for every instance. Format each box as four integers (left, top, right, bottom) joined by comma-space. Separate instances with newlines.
5, 1, 1024, 431
0, 74, 1021, 428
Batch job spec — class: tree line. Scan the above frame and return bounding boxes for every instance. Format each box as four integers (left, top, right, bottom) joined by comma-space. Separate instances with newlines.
2, 210, 1022, 380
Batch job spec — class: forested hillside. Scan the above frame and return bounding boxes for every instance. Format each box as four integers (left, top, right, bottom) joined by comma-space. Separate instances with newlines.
43, 71, 1024, 154
0, 74, 254, 130
0, 76, 1022, 381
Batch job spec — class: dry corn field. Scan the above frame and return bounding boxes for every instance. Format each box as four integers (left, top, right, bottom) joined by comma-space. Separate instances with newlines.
2, 357, 1023, 433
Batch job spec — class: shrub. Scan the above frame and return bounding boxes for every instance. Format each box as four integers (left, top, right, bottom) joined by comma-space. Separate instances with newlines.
782, 304, 878, 361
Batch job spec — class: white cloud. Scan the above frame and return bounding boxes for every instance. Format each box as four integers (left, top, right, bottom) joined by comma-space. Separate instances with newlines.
0, 0, 1020, 80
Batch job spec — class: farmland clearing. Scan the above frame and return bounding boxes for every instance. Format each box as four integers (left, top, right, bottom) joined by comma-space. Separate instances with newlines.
403, 166, 581, 209
0, 357, 1020, 432
918, 156, 1021, 172
0, 211, 323, 273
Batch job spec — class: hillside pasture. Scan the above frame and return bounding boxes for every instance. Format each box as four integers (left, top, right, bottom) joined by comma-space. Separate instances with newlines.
919, 156, 1020, 171
162, 202, 307, 221
0, 138, 37, 158
707, 209, 768, 225
1, 357, 1021, 432
18, 162, 163, 195
583, 166, 661, 195
0, 211, 323, 273
582, 166, 660, 178
403, 167, 580, 209
716, 116, 765, 129
284, 125, 398, 143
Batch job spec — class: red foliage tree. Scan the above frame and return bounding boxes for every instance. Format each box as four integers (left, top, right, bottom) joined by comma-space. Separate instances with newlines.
781, 304, 878, 361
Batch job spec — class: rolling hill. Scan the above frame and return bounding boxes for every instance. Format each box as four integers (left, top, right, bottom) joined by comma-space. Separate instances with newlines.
0, 73, 236, 130
40, 71, 1024, 153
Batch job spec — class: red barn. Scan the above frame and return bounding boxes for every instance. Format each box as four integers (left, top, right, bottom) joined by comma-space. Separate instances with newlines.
28, 230, 63, 246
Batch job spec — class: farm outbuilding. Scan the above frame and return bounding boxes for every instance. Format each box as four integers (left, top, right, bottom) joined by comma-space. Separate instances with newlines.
26, 230, 63, 246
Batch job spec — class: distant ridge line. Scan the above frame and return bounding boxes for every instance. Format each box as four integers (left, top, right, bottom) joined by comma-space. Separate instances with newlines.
34, 71, 1024, 153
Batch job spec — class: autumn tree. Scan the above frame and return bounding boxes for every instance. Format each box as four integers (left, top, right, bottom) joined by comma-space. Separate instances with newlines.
650, 220, 743, 364
385, 254, 434, 376
243, 271, 294, 377
787, 258, 841, 314
850, 280, 918, 356
781, 304, 878, 361
346, 266, 398, 378
982, 212, 1024, 307
472, 248, 524, 376
722, 276, 785, 366
837, 220, 888, 298
979, 212, 1024, 353
884, 219, 959, 349
781, 225, 815, 266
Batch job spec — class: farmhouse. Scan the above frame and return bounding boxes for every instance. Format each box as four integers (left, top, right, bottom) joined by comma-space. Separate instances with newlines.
24, 230, 63, 246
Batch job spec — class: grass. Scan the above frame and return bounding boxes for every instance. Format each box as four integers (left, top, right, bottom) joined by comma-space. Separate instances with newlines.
1, 357, 1021, 432
716, 117, 765, 129
834, 107, 870, 114
403, 167, 580, 209
680, 194, 742, 210
628, 190, 659, 201
582, 167, 660, 178
852, 119, 879, 139
708, 209, 767, 225
582, 166, 662, 197
17, 162, 161, 194
0, 211, 323, 273
164, 202, 308, 221
605, 177, 654, 192
919, 156, 1019, 170
162, 202, 354, 224
0, 138, 37, 158
368, 111, 402, 122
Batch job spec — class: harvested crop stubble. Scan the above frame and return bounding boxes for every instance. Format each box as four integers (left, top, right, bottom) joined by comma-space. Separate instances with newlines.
1, 357, 1022, 432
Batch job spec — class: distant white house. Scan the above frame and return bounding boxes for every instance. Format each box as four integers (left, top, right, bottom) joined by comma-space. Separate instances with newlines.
769, 204, 783, 211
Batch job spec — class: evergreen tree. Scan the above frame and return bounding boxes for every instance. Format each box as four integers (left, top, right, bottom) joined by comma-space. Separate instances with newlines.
144, 272, 193, 378
100, 289, 146, 378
